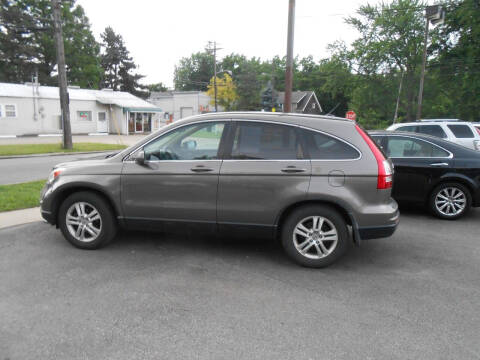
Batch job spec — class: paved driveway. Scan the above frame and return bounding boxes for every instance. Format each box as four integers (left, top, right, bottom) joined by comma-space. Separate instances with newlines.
1, 208, 479, 359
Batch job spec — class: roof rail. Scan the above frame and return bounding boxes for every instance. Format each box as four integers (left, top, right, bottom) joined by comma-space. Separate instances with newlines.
418, 119, 461, 122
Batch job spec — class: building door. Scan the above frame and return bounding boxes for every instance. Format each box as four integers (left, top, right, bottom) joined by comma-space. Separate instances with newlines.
135, 113, 143, 133
97, 111, 108, 133
180, 107, 193, 119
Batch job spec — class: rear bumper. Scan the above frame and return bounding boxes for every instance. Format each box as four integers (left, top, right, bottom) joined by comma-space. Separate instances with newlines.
358, 222, 398, 240
41, 209, 55, 225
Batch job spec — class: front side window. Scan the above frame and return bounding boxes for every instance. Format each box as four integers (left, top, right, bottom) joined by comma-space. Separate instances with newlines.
447, 124, 474, 138
231, 122, 300, 160
5, 104, 16, 117
77, 111, 92, 121
417, 125, 447, 138
386, 136, 449, 158
304, 129, 359, 160
143, 122, 225, 161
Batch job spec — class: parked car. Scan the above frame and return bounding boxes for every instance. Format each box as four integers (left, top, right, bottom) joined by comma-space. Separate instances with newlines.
41, 112, 399, 268
387, 119, 480, 151
370, 130, 480, 219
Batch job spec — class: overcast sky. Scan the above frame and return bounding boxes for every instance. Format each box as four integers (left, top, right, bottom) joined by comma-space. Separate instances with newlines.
77, 0, 378, 88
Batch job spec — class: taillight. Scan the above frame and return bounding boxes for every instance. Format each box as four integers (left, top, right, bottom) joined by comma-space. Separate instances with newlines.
355, 125, 393, 189
474, 140, 480, 151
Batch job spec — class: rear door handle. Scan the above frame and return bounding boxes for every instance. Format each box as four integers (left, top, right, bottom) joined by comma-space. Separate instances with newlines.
430, 162, 448, 166
281, 166, 306, 173
191, 166, 214, 173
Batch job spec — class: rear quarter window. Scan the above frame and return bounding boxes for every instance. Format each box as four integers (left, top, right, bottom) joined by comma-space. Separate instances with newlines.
447, 125, 474, 138
303, 129, 360, 160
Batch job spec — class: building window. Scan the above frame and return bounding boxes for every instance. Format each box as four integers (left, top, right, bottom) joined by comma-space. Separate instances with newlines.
0, 105, 3, 117
98, 112, 106, 121
5, 104, 17, 117
77, 111, 92, 121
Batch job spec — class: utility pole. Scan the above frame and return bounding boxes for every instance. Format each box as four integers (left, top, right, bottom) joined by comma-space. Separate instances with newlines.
206, 41, 222, 112
52, 0, 72, 149
284, 0, 295, 113
416, 18, 429, 121
393, 71, 404, 124
417, 5, 445, 120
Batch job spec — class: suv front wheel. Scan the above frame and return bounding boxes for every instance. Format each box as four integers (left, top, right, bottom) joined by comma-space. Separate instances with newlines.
281, 205, 348, 268
58, 191, 117, 249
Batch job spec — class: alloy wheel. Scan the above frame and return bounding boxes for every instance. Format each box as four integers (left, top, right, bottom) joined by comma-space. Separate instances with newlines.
435, 187, 466, 217
66, 202, 102, 242
292, 216, 338, 259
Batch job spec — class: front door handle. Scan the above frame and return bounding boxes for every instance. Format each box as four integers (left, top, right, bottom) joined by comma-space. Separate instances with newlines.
430, 162, 448, 166
281, 166, 306, 173
191, 166, 214, 173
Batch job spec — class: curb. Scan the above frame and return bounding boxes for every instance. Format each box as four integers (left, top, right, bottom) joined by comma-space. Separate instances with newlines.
0, 150, 117, 160
0, 132, 109, 138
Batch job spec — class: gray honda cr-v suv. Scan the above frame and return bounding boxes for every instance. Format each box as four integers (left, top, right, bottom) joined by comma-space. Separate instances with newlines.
41, 112, 399, 267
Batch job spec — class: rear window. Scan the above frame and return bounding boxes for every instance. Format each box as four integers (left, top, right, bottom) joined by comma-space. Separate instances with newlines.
417, 125, 447, 138
447, 125, 474, 138
303, 129, 360, 160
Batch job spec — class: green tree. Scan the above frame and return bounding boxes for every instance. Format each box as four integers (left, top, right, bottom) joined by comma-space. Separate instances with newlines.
173, 51, 214, 91
425, 0, 480, 121
0, 0, 102, 88
100, 26, 145, 97
345, 0, 426, 125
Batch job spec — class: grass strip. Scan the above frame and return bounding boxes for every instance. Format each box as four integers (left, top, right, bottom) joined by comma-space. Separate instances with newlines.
0, 180, 46, 212
0, 143, 126, 156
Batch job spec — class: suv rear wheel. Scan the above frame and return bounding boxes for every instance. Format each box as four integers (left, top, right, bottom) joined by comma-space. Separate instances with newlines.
429, 182, 471, 220
281, 205, 348, 268
58, 191, 117, 249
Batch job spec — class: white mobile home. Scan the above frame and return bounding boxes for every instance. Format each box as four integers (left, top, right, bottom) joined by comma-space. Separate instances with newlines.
0, 82, 163, 136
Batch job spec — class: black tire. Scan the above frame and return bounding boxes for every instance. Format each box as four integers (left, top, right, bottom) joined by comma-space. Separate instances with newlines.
58, 191, 117, 249
281, 205, 349, 268
429, 182, 471, 220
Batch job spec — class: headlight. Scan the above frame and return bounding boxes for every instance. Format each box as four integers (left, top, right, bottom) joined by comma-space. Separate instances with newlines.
47, 168, 64, 184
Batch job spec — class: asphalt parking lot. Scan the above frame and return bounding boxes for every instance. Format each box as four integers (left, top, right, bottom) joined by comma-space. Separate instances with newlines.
1, 207, 479, 359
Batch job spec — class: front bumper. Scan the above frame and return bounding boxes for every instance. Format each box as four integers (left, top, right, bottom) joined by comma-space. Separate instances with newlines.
40, 183, 56, 225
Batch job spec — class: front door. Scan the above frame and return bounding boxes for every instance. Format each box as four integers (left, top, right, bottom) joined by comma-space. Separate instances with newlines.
217, 120, 311, 237
97, 111, 108, 133
121, 121, 228, 232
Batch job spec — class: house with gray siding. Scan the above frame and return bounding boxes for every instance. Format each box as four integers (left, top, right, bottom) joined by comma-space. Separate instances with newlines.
0, 82, 163, 136
276, 91, 322, 114
149, 91, 216, 123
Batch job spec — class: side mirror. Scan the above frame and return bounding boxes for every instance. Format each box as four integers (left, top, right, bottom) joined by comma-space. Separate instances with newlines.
132, 150, 145, 165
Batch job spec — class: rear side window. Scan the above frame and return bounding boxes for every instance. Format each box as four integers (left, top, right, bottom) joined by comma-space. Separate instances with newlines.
304, 129, 360, 160
396, 125, 418, 133
231, 122, 300, 160
417, 125, 447, 138
447, 125, 474, 138
385, 136, 449, 158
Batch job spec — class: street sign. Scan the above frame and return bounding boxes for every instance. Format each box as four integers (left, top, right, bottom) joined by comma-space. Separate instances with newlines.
346, 110, 356, 121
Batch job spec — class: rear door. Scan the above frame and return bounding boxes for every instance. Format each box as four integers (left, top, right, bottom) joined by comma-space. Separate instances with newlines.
217, 120, 311, 237
383, 135, 452, 202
